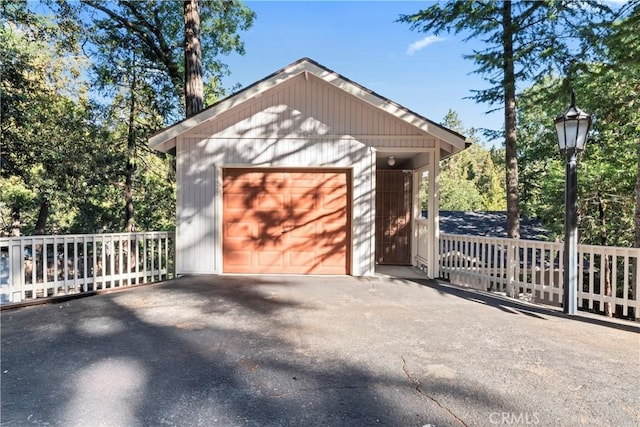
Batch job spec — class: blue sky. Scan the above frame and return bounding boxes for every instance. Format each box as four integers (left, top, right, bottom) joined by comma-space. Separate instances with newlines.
222, 1, 504, 145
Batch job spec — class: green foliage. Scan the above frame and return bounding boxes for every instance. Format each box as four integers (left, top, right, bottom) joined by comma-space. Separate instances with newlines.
422, 110, 506, 212
0, 18, 100, 234
2, 1, 254, 236
438, 173, 485, 211
73, 0, 255, 122
518, 2, 639, 246
440, 143, 506, 212
133, 154, 176, 231
0, 3, 179, 235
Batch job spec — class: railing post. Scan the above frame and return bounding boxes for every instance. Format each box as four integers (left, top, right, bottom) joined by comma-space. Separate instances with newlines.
9, 240, 24, 302
411, 170, 421, 267
506, 241, 517, 298
634, 253, 640, 322
427, 150, 440, 279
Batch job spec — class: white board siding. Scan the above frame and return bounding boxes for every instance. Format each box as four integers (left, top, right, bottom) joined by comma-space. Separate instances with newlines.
176, 136, 376, 276
194, 74, 432, 145
175, 136, 217, 274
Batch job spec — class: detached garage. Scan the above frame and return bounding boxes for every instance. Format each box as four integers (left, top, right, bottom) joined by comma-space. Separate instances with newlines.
149, 58, 467, 277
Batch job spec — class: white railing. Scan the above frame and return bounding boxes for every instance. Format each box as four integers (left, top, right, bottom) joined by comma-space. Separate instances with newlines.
439, 233, 640, 320
0, 231, 175, 305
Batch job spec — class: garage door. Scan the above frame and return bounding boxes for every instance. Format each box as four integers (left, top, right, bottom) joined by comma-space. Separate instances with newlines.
223, 169, 350, 274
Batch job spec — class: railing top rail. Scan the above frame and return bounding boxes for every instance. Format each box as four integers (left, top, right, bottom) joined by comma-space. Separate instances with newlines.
440, 233, 544, 245
0, 231, 175, 245
578, 243, 640, 256
440, 232, 639, 255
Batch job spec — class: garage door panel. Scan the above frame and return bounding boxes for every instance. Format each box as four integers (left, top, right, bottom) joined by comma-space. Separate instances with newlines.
260, 182, 288, 194
223, 169, 349, 274
257, 251, 284, 268
318, 172, 344, 182
256, 227, 284, 249
314, 210, 346, 226
224, 193, 252, 210
323, 236, 347, 248
223, 172, 256, 188
289, 211, 319, 226
322, 193, 346, 210
253, 210, 284, 229
257, 222, 282, 235
289, 202, 318, 214
225, 250, 252, 267
289, 173, 320, 187
320, 221, 347, 234
289, 189, 320, 209
257, 193, 286, 210
288, 222, 316, 238
289, 251, 315, 267
319, 252, 347, 267
290, 196, 320, 210
225, 222, 254, 238
256, 172, 285, 188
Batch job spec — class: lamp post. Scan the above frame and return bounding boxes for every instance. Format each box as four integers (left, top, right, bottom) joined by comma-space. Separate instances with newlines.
554, 91, 591, 315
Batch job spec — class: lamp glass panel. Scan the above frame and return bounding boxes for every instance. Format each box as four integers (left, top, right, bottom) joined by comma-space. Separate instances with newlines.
555, 120, 567, 151
575, 120, 589, 150
562, 119, 579, 150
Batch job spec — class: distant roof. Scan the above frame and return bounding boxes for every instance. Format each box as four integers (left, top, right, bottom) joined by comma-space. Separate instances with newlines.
435, 211, 552, 241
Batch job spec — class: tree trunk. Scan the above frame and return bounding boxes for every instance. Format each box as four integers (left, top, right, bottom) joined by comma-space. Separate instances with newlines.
11, 205, 21, 237
633, 138, 639, 318
34, 198, 49, 235
597, 190, 612, 317
603, 258, 613, 317
125, 164, 135, 232
635, 137, 640, 249
184, 0, 204, 117
502, 1, 520, 239
125, 51, 137, 233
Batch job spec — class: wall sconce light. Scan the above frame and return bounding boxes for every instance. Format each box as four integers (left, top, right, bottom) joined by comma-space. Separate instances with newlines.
387, 156, 396, 167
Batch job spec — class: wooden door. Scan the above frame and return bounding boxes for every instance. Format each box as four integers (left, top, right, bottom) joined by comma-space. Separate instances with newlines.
375, 170, 412, 265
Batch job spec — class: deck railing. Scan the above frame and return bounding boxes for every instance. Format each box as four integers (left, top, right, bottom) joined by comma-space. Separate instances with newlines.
438, 233, 640, 320
0, 231, 175, 305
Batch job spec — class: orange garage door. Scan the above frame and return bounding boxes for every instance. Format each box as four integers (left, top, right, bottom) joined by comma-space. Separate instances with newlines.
223, 168, 350, 274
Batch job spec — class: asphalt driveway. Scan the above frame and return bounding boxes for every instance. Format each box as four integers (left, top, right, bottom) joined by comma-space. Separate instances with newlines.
1, 272, 639, 426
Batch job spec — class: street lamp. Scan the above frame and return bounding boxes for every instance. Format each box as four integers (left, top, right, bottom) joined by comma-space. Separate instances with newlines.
554, 91, 591, 315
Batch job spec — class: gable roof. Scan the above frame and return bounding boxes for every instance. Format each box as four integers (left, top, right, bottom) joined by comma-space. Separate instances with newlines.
149, 57, 467, 153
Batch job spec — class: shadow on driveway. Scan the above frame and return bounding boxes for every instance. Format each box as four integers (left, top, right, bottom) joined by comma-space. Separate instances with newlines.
2, 275, 518, 426
405, 277, 640, 334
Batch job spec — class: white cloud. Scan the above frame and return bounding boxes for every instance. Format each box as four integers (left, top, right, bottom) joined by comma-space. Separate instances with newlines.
406, 35, 446, 55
